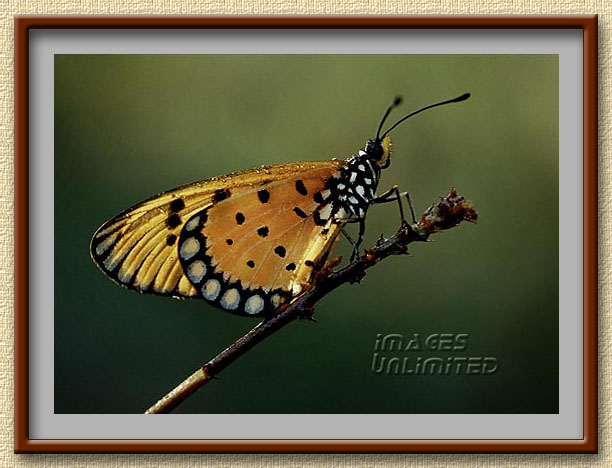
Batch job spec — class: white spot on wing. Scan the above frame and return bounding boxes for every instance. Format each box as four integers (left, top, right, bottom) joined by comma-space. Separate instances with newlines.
185, 216, 200, 232
292, 283, 302, 296
359, 150, 367, 156
271, 294, 285, 308
337, 183, 345, 190
180, 237, 200, 260
202, 279, 221, 300
349, 196, 359, 204
356, 185, 366, 197
187, 260, 207, 283
221, 288, 240, 310
358, 164, 366, 172
319, 204, 333, 220
364, 178, 372, 185
349, 172, 357, 183
244, 294, 264, 315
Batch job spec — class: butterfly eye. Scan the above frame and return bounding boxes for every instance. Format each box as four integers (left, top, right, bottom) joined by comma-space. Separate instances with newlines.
365, 140, 384, 160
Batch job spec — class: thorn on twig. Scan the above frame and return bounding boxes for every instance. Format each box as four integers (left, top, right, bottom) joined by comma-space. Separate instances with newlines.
318, 255, 342, 279
363, 249, 378, 263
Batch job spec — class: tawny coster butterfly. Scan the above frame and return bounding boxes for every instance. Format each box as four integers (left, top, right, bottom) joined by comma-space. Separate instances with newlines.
90, 93, 470, 316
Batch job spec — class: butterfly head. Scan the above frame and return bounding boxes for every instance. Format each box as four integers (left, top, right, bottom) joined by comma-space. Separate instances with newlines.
364, 136, 393, 169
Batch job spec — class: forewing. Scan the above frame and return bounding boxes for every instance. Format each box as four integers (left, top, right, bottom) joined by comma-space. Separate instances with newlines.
90, 161, 345, 303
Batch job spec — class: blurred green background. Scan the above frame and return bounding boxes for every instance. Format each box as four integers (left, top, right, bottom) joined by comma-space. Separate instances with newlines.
55, 54, 558, 414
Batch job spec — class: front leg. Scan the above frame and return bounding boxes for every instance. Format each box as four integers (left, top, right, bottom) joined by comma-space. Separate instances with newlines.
373, 185, 416, 224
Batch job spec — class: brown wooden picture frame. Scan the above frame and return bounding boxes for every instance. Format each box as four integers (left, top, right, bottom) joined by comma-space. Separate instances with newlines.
14, 14, 598, 453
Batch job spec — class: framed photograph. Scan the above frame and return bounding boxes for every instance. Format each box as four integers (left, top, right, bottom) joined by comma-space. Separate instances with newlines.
15, 15, 598, 453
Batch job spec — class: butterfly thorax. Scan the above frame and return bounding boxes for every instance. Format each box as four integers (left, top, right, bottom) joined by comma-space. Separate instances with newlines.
311, 142, 385, 227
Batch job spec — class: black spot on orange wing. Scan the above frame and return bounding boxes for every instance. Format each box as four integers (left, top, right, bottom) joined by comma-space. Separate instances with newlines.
305, 260, 314, 267
313, 211, 326, 226
166, 234, 177, 246
167, 214, 181, 228
293, 207, 308, 219
295, 180, 308, 196
247, 260, 255, 268
285, 263, 296, 271
226, 238, 233, 245
274, 246, 286, 257
313, 192, 325, 204
213, 188, 231, 202
235, 212, 245, 225
169, 198, 185, 212
257, 226, 269, 237
257, 190, 270, 203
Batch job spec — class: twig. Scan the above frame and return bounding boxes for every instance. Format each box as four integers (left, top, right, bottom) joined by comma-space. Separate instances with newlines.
144, 188, 478, 414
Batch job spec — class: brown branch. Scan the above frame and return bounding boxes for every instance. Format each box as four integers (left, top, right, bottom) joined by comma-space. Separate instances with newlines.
144, 188, 478, 414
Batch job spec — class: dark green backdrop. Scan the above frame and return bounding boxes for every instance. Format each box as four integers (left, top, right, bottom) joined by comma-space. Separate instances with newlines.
55, 54, 558, 414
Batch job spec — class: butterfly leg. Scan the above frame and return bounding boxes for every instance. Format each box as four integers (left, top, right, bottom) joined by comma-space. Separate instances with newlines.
351, 218, 366, 262
338, 224, 356, 247
335, 218, 366, 262
374, 186, 416, 224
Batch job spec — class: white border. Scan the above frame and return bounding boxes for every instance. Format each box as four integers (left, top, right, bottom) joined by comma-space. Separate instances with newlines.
29, 29, 583, 440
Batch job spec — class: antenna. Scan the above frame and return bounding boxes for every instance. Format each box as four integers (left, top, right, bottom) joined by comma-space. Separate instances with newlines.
376, 96, 403, 140
380, 93, 470, 139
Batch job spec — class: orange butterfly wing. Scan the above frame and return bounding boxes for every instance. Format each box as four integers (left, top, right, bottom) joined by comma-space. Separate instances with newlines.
90, 161, 346, 315
178, 167, 344, 314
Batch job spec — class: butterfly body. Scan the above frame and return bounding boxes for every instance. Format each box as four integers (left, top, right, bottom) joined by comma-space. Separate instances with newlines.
90, 93, 469, 317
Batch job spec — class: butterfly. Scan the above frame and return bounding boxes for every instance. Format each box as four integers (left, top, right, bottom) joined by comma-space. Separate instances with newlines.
90, 93, 470, 317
